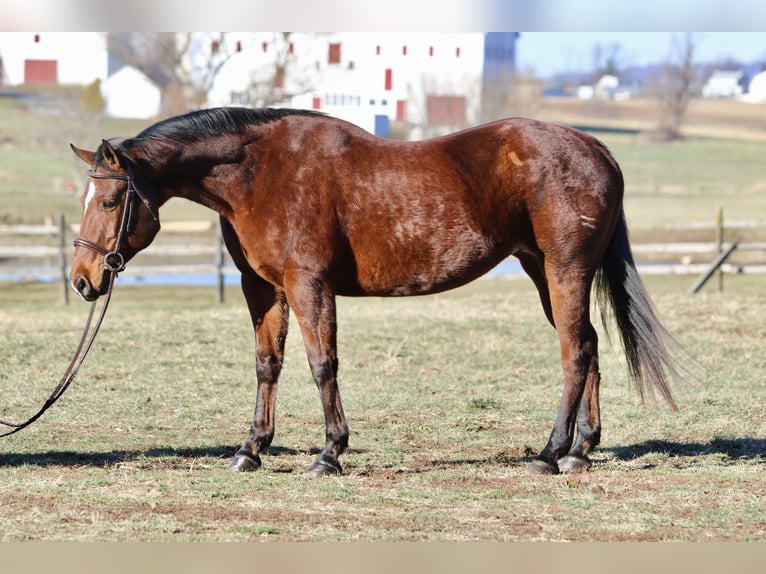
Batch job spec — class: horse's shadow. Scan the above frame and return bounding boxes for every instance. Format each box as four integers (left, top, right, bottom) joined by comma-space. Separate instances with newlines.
412, 437, 765, 471
0, 445, 301, 469
0, 437, 762, 471
603, 437, 766, 461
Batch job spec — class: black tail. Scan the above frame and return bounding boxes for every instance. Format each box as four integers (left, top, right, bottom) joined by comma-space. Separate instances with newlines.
595, 209, 683, 409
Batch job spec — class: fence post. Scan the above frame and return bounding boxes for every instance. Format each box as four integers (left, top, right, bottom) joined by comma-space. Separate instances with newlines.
716, 207, 724, 293
688, 239, 740, 295
59, 213, 70, 305
215, 222, 224, 303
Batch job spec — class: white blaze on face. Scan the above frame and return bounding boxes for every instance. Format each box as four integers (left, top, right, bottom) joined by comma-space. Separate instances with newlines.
84, 181, 97, 214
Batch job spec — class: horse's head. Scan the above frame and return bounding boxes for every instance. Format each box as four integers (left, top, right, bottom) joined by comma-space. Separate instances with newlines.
69, 139, 160, 301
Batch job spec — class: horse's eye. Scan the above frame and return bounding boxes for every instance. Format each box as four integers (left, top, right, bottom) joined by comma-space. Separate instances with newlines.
101, 198, 118, 210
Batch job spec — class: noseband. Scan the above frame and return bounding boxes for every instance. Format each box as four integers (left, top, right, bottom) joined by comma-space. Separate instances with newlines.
73, 167, 157, 276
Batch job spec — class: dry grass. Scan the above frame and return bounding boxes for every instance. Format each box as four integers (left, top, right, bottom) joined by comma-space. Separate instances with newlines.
1, 95, 764, 541
537, 97, 766, 142
0, 277, 764, 541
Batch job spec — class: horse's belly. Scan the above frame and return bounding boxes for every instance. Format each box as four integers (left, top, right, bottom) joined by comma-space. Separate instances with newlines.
338, 235, 506, 297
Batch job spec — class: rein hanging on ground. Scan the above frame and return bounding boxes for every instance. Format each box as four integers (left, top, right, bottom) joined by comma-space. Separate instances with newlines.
0, 275, 115, 437
0, 169, 140, 438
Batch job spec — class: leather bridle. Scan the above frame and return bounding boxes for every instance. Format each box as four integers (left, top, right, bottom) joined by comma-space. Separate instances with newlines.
0, 167, 156, 438
73, 166, 157, 277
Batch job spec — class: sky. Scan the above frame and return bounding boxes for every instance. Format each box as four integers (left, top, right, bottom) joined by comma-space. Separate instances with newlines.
516, 33, 766, 78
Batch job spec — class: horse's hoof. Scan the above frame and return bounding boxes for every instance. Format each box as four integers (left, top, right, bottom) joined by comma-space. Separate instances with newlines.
528, 458, 560, 475
304, 455, 343, 477
558, 455, 592, 473
227, 452, 261, 472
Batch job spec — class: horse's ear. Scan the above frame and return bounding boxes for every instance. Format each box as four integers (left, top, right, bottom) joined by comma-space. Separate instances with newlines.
101, 139, 122, 171
70, 144, 96, 166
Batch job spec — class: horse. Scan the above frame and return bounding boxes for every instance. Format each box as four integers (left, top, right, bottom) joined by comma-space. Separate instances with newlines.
69, 107, 682, 476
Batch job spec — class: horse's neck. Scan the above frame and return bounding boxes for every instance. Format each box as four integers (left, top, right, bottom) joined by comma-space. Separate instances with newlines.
167, 178, 234, 218
139, 137, 243, 218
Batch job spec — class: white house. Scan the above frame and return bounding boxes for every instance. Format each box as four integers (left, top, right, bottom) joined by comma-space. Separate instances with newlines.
744, 70, 766, 103
594, 74, 620, 99
0, 32, 161, 118
100, 66, 161, 119
702, 70, 745, 99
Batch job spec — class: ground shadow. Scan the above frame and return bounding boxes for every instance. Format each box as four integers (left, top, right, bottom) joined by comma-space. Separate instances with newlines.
604, 437, 766, 461
0, 444, 303, 469
368, 437, 766, 474
2, 438, 760, 471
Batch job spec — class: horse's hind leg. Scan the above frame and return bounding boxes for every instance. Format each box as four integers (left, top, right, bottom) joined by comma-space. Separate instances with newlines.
557, 319, 601, 473
519, 250, 600, 471
528, 267, 601, 475
228, 271, 290, 472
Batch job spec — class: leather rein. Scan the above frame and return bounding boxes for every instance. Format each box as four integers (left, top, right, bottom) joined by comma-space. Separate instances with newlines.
0, 167, 152, 438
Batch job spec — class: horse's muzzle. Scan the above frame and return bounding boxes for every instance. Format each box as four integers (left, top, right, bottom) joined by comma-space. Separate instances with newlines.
72, 274, 106, 302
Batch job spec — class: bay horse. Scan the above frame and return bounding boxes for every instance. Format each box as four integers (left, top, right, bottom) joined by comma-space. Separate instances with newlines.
69, 107, 681, 476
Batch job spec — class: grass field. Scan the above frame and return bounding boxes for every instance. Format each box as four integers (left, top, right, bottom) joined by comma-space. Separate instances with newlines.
1, 96, 764, 541
0, 277, 764, 541
0, 98, 210, 224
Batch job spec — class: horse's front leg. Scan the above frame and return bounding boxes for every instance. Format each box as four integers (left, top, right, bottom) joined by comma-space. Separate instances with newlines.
284, 267, 349, 476
228, 272, 290, 472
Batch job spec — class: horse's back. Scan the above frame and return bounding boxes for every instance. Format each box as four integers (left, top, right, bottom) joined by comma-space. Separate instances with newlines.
321, 121, 521, 295
254, 114, 624, 297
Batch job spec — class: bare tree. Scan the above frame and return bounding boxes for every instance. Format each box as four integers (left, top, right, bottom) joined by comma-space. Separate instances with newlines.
233, 33, 319, 108
480, 68, 543, 123
656, 33, 698, 139
108, 33, 236, 116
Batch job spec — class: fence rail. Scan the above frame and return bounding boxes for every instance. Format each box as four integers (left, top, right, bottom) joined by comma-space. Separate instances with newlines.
0, 215, 232, 303
2, 214, 765, 303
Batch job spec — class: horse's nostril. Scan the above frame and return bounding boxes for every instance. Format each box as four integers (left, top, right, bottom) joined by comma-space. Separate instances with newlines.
73, 276, 99, 301
75, 276, 88, 294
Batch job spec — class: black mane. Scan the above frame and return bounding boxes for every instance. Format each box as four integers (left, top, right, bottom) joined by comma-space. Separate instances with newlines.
106, 107, 323, 167
135, 107, 321, 144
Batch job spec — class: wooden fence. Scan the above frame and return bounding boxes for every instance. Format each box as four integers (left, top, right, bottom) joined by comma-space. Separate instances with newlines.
0, 216, 234, 303
2, 214, 765, 303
